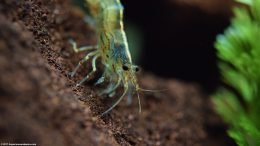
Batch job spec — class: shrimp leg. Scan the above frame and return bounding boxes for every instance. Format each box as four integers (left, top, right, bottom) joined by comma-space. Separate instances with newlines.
99, 75, 122, 96
70, 51, 98, 77
101, 82, 128, 116
76, 54, 100, 86
69, 39, 98, 53
95, 76, 105, 85
106, 77, 122, 95
94, 68, 109, 86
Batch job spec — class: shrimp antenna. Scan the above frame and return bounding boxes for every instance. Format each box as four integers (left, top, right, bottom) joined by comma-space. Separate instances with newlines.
137, 91, 142, 113
138, 88, 168, 93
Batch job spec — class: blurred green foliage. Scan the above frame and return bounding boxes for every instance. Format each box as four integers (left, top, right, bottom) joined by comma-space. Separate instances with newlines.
213, 0, 260, 145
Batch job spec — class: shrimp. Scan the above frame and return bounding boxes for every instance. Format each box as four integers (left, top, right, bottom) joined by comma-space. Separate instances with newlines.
70, 0, 142, 116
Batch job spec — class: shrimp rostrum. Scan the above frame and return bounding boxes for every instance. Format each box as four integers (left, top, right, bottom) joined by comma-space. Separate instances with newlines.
70, 0, 142, 116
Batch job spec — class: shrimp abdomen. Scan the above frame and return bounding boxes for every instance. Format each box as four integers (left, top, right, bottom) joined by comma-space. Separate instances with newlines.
86, 0, 124, 31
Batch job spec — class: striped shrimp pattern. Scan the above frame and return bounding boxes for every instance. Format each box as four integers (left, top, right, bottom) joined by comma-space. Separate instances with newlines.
70, 0, 141, 116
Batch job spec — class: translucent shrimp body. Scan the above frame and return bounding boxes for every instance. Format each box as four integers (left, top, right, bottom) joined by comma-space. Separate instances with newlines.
70, 0, 141, 115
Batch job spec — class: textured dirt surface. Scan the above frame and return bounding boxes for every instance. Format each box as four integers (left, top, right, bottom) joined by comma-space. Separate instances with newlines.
0, 0, 235, 146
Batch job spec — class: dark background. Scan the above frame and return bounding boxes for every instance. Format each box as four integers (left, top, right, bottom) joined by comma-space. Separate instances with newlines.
122, 0, 231, 93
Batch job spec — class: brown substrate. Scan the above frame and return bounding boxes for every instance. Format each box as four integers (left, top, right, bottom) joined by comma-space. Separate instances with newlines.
0, 0, 234, 146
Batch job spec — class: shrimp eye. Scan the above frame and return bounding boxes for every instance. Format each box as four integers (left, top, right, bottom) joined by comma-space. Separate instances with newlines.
122, 65, 129, 71
135, 66, 140, 72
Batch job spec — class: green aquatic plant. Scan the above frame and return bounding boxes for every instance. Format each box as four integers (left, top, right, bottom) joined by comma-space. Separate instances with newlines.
213, 0, 260, 145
